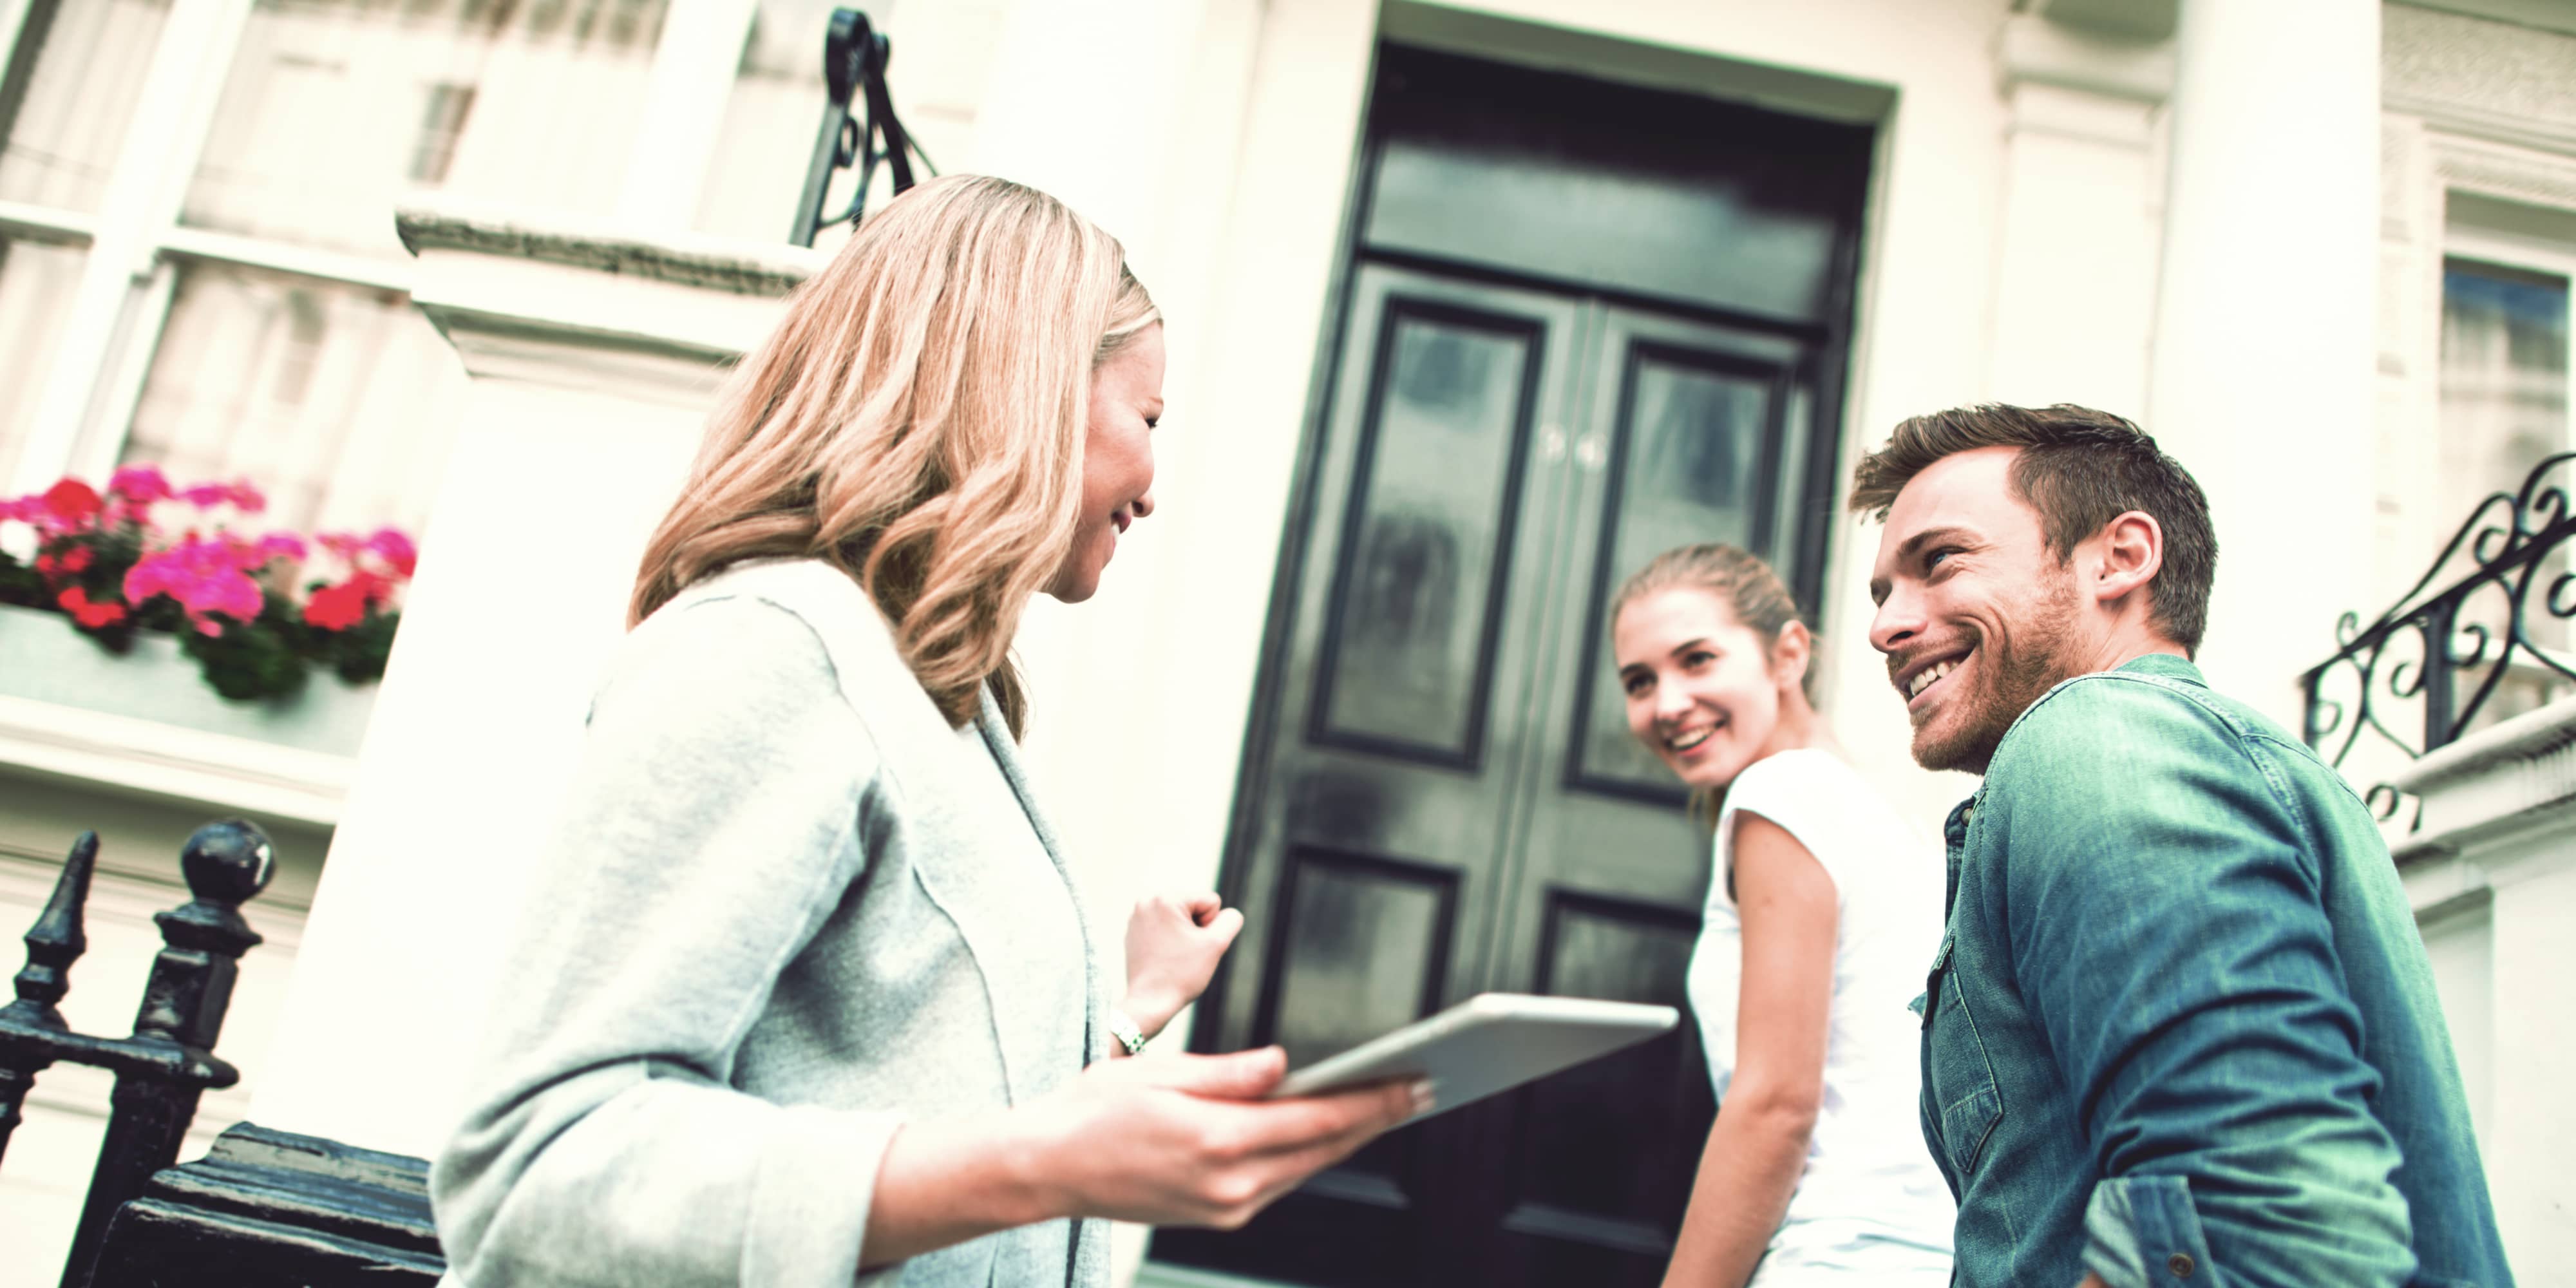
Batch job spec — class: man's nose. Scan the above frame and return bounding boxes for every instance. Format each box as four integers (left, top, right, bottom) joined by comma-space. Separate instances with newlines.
1132, 489, 1155, 519
1870, 587, 1923, 656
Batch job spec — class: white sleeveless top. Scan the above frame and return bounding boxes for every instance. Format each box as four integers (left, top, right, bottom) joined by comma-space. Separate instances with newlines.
1687, 748, 1955, 1285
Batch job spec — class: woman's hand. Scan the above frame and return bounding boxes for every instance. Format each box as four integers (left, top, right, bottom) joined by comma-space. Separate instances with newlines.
1121, 892, 1243, 1039
862, 1047, 1426, 1264
1020, 1046, 1425, 1227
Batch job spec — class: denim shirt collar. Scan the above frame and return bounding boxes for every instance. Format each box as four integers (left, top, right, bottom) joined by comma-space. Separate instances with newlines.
1940, 652, 2203, 911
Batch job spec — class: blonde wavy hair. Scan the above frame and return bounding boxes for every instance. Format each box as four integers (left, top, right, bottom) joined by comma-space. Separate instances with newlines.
630, 174, 1160, 737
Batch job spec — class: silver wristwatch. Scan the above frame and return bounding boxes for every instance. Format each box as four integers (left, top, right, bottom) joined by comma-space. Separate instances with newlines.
1107, 1009, 1149, 1056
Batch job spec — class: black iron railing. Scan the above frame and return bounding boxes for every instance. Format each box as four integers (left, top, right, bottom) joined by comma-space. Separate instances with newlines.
0, 822, 271, 1288
2300, 451, 2576, 826
790, 8, 931, 247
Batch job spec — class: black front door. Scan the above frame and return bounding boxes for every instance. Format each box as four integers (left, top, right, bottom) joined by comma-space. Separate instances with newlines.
1158, 44, 1871, 1288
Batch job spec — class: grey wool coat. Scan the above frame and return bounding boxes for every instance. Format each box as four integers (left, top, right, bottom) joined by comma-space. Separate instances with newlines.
431, 558, 1113, 1288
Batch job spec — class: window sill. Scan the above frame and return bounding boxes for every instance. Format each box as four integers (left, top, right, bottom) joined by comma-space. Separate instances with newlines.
0, 694, 350, 826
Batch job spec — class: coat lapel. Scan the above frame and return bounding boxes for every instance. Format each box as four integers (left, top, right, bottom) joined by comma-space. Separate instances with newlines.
973, 688, 1106, 1063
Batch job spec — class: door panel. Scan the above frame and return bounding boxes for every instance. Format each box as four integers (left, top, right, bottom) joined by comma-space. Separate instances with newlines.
1472, 892, 1709, 1287
1452, 309, 1817, 1287
1564, 324, 1810, 803
1165, 264, 1589, 1285
1310, 303, 1549, 766
1168, 43, 1869, 1288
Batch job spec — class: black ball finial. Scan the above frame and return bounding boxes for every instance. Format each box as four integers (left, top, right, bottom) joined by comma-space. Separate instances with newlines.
180, 820, 274, 908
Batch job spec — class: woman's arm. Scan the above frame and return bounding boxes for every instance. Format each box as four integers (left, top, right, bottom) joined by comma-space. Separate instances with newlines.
860, 1045, 1422, 1265
433, 598, 1421, 1286
1660, 813, 1837, 1288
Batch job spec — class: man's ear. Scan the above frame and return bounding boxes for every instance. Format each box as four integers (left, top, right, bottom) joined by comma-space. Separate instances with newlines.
1770, 620, 1814, 693
2092, 510, 2163, 608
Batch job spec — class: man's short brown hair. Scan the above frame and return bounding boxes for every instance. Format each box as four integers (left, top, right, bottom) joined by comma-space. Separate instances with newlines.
1847, 403, 2217, 653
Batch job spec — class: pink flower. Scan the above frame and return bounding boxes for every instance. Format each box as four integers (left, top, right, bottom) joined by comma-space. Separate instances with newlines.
107, 465, 173, 505
176, 480, 266, 513
364, 527, 418, 578
246, 532, 308, 566
124, 536, 265, 633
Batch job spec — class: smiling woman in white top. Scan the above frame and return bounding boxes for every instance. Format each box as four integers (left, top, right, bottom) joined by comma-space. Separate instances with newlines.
1612, 544, 1953, 1288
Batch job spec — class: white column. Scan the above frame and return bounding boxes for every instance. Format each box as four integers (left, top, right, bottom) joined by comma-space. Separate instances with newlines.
968, 3, 1371, 1283
2487, 848, 2576, 1273
246, 202, 818, 1154
2145, 0, 2380, 727
962, 0, 1284, 937
612, 0, 759, 230
1986, 14, 2173, 415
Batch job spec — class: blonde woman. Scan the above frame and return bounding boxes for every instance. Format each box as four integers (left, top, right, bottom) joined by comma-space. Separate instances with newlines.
429, 176, 1420, 1288
1610, 544, 1951, 1287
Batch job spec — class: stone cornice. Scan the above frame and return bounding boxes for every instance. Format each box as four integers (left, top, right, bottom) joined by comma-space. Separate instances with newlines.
1998, 12, 2176, 106
393, 198, 827, 298
2389, 696, 2576, 864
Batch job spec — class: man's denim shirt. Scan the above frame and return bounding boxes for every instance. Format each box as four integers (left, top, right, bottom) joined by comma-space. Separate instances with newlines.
1919, 654, 2512, 1287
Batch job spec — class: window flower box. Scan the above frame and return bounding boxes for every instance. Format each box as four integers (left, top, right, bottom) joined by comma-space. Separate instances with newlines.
0, 601, 376, 757
0, 468, 413, 820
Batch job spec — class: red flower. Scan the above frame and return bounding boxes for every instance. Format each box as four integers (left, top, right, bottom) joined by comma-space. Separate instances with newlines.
41, 480, 99, 526
59, 545, 92, 574
303, 580, 370, 631
57, 586, 128, 629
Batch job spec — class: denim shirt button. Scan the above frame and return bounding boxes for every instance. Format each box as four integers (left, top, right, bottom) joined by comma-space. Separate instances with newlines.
2167, 1253, 2194, 1278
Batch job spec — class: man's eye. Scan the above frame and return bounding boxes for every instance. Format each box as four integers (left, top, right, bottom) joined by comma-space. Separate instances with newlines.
1683, 650, 1716, 668
1926, 548, 1955, 570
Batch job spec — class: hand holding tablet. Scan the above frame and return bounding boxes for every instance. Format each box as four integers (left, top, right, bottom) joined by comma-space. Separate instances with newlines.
1268, 993, 1679, 1122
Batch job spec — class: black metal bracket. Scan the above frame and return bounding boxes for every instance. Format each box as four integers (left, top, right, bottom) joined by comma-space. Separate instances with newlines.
790, 8, 923, 247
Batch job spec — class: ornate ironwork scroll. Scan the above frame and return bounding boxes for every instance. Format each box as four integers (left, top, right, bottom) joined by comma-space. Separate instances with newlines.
790, 8, 933, 247
2300, 451, 2576, 827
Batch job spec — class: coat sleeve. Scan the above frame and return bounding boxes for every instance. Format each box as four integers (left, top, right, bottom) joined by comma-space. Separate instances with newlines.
1991, 678, 2417, 1288
430, 593, 907, 1288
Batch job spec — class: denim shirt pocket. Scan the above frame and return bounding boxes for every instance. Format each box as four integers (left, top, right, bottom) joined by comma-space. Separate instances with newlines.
1922, 927, 2005, 1177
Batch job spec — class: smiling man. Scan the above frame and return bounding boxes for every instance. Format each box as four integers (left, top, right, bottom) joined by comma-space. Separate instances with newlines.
1850, 404, 2511, 1288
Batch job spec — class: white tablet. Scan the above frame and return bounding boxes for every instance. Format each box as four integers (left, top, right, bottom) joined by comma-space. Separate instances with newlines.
1267, 992, 1679, 1122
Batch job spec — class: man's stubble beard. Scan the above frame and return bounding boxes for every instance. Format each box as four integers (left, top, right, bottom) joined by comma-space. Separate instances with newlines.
1913, 570, 2084, 775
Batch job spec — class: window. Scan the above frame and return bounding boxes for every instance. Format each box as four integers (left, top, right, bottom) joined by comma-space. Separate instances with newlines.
0, 0, 670, 516
408, 83, 479, 185
0, 234, 82, 488
2436, 195, 2576, 733
117, 262, 467, 535
0, 0, 171, 213
184, 0, 669, 258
